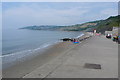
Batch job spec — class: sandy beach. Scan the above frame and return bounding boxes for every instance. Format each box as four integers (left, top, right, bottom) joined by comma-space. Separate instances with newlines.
23, 35, 118, 78
2, 33, 90, 78
2, 2, 119, 79
2, 33, 118, 78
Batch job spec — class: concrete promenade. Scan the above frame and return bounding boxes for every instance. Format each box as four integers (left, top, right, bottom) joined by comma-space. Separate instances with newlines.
24, 35, 118, 78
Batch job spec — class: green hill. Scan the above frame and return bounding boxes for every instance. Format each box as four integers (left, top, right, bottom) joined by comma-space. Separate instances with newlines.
59, 15, 120, 33
95, 15, 120, 33
21, 15, 120, 34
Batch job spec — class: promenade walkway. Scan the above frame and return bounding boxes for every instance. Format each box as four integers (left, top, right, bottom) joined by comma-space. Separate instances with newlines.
24, 35, 118, 78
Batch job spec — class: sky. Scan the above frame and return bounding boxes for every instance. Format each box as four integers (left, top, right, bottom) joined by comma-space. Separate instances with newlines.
2, 2, 118, 29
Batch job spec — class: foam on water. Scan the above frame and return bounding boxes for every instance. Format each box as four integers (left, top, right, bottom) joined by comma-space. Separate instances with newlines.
2, 41, 60, 69
76, 33, 84, 38
2, 29, 84, 69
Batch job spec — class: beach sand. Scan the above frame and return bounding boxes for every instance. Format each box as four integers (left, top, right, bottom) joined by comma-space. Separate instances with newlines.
23, 35, 118, 78
2, 33, 91, 78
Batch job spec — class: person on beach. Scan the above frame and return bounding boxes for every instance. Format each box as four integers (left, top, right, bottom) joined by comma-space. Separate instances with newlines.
73, 39, 79, 44
73, 39, 76, 42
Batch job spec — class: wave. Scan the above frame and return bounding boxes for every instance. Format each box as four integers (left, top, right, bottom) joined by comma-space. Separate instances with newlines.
76, 33, 84, 38
2, 41, 60, 69
2, 33, 84, 69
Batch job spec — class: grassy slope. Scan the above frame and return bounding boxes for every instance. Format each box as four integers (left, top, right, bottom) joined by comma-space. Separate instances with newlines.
95, 15, 120, 33
21, 15, 120, 34
60, 15, 120, 33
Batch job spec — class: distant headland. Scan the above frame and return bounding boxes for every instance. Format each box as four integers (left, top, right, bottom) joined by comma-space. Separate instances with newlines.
20, 15, 120, 34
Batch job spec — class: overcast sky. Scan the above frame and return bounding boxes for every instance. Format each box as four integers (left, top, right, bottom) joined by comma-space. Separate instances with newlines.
2, 2, 118, 29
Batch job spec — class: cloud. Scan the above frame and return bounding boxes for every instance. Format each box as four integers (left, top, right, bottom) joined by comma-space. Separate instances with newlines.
2, 2, 118, 29
3, 4, 89, 28
101, 8, 118, 16
2, 0, 120, 2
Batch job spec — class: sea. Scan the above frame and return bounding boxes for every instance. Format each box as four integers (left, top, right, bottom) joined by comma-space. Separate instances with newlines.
2, 28, 84, 69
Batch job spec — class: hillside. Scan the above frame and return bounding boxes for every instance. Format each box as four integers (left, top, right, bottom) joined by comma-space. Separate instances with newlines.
58, 21, 99, 31
20, 15, 120, 33
95, 15, 120, 33
59, 15, 120, 33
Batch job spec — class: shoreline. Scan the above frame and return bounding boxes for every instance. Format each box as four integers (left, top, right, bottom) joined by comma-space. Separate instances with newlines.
23, 34, 118, 78
2, 32, 85, 69
3, 32, 92, 78
2, 41, 62, 69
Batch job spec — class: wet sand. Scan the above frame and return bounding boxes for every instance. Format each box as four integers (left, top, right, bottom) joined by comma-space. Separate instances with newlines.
2, 33, 91, 78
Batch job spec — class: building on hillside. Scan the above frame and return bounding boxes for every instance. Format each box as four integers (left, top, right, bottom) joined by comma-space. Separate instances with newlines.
105, 27, 119, 36
112, 27, 119, 36
105, 31, 112, 35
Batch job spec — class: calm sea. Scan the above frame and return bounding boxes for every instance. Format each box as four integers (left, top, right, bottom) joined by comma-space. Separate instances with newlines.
2, 28, 83, 68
